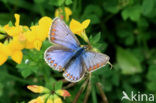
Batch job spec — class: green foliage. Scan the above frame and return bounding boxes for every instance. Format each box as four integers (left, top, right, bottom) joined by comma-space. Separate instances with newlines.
117, 47, 142, 74
0, 0, 156, 103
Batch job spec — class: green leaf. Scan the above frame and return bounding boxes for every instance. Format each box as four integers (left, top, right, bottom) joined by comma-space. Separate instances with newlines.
0, 34, 6, 40
81, 5, 102, 24
55, 81, 63, 90
65, 0, 72, 5
117, 47, 142, 74
103, 0, 120, 14
8, 21, 13, 27
34, 0, 45, 3
146, 65, 156, 91
91, 86, 97, 103
121, 5, 141, 21
49, 0, 65, 6
91, 32, 101, 44
142, 0, 154, 16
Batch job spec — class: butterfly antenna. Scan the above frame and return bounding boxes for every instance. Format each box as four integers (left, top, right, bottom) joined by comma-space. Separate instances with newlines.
107, 61, 113, 69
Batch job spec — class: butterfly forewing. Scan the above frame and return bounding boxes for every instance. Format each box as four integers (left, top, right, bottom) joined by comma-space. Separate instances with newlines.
82, 51, 110, 72
49, 18, 80, 50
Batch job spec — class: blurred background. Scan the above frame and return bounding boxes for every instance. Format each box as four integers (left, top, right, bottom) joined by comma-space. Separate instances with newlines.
0, 0, 156, 103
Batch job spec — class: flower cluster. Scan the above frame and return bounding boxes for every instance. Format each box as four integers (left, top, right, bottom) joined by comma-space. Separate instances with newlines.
0, 7, 90, 66
27, 85, 70, 103
0, 14, 52, 65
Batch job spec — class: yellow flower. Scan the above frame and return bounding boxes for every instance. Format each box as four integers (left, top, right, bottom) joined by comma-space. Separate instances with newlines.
27, 84, 70, 103
47, 95, 62, 103
0, 38, 24, 65
0, 43, 9, 65
4, 14, 28, 38
70, 19, 90, 43
56, 89, 71, 99
0, 14, 52, 65
27, 85, 50, 93
25, 16, 52, 50
8, 38, 24, 64
55, 7, 72, 22
28, 94, 49, 103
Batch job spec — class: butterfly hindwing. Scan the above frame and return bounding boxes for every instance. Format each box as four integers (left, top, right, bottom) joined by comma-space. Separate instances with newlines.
82, 51, 110, 72
49, 18, 80, 50
44, 45, 74, 71
63, 56, 85, 82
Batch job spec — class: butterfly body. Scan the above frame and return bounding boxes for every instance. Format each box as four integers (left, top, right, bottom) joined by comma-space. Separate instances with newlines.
44, 18, 110, 82
72, 47, 85, 58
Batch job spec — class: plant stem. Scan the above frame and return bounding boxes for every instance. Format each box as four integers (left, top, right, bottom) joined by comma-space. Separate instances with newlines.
72, 79, 89, 103
83, 79, 91, 103
96, 82, 108, 103
63, 82, 76, 89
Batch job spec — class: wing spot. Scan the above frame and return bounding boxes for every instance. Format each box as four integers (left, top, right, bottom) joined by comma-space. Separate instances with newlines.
50, 60, 54, 63
70, 75, 72, 79
89, 67, 92, 71
52, 25, 56, 28
93, 65, 96, 69
67, 74, 70, 77
51, 33, 55, 35
47, 58, 51, 60
54, 63, 57, 67
52, 29, 56, 31
51, 37, 55, 40
97, 64, 99, 68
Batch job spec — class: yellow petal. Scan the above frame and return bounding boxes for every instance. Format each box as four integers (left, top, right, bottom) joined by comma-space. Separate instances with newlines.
39, 16, 52, 26
82, 19, 90, 29
27, 85, 50, 93
38, 16, 52, 40
56, 90, 71, 98
14, 14, 20, 26
11, 51, 23, 64
69, 19, 83, 34
54, 97, 62, 103
55, 8, 60, 17
34, 40, 42, 51
0, 54, 8, 66
65, 7, 72, 22
0, 43, 10, 57
28, 94, 48, 103
47, 95, 53, 103
53, 95, 63, 103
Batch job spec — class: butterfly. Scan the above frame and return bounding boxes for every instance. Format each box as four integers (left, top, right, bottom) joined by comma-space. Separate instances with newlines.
44, 18, 110, 82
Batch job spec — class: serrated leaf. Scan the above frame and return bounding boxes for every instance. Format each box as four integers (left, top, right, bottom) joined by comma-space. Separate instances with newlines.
117, 47, 142, 74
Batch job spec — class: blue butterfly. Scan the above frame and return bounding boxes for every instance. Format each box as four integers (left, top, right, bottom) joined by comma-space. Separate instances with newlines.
44, 18, 110, 82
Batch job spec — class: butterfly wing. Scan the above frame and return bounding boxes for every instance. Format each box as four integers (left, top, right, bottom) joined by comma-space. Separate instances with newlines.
44, 45, 74, 71
82, 51, 110, 72
63, 56, 85, 82
49, 18, 80, 50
